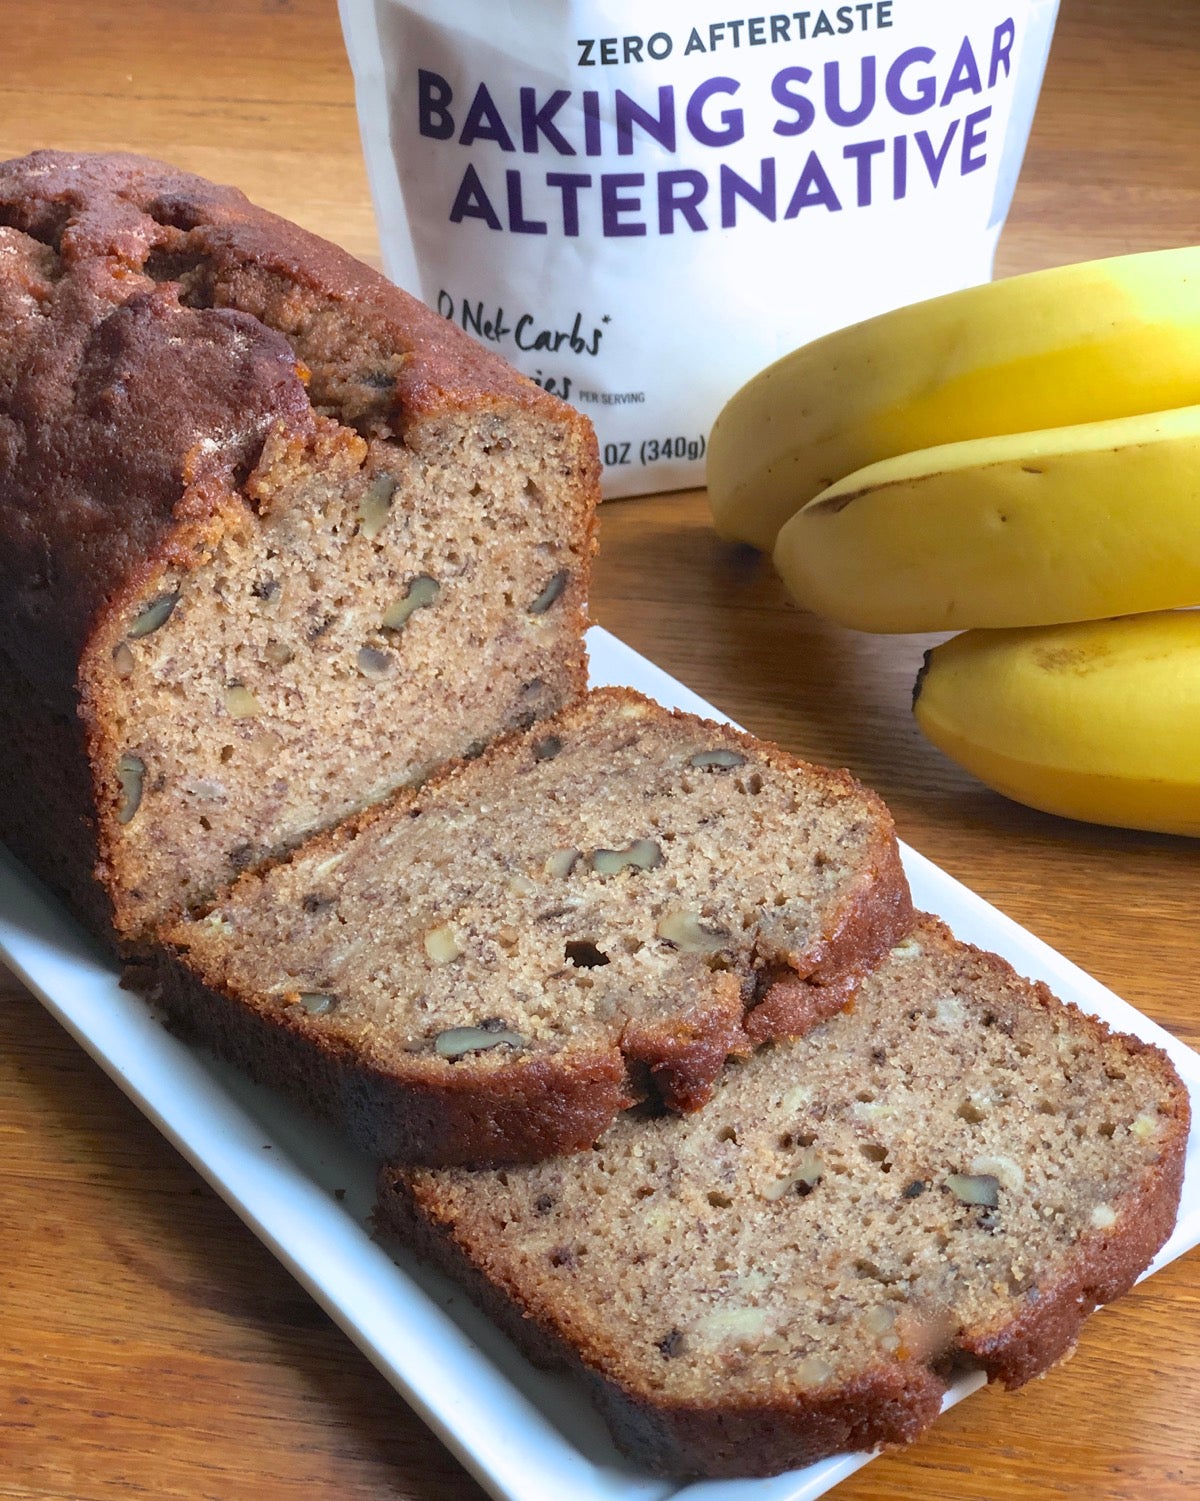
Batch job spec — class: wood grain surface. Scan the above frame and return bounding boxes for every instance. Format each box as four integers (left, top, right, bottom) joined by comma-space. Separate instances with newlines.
2, 2, 1198, 1497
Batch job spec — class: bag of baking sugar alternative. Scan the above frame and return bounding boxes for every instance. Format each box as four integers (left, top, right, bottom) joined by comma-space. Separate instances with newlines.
339, 0, 1059, 496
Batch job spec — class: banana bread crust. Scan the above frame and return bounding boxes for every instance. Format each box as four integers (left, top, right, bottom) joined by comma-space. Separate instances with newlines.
381, 1162, 953, 1473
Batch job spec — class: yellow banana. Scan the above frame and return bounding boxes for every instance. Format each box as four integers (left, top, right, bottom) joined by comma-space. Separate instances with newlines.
913, 613, 1200, 836
708, 246, 1200, 552
772, 404, 1200, 634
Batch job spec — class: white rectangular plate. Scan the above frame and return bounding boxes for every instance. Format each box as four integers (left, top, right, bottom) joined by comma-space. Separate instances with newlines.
3, 625, 1198, 1501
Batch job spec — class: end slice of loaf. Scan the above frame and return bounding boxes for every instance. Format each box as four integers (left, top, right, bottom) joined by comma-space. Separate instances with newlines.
377, 915, 1190, 1478
155, 688, 913, 1164
0, 150, 596, 945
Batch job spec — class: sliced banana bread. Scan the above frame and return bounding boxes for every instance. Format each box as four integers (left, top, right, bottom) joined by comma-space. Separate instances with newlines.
155, 688, 913, 1164
378, 916, 1190, 1478
0, 150, 596, 946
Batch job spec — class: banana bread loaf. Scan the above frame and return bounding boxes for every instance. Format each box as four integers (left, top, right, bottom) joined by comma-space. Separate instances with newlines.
154, 688, 913, 1164
0, 150, 596, 946
378, 915, 1189, 1477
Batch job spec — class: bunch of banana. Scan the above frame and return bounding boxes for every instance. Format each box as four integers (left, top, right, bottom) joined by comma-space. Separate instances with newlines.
706, 246, 1200, 834
708, 246, 1200, 555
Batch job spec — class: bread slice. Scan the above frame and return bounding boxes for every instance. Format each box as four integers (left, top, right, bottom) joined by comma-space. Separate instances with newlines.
155, 688, 913, 1164
0, 150, 596, 945
377, 916, 1190, 1478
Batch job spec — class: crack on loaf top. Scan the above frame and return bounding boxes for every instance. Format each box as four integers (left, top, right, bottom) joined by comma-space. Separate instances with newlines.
0, 153, 406, 444
174, 254, 408, 441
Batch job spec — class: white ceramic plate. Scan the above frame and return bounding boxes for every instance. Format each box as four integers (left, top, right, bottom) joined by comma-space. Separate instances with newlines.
3, 625, 1198, 1501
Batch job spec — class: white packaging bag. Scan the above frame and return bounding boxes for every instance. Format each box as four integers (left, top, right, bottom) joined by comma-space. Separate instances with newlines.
340, 0, 1060, 496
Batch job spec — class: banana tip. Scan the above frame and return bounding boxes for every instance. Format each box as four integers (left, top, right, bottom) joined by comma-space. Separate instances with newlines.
912, 648, 935, 712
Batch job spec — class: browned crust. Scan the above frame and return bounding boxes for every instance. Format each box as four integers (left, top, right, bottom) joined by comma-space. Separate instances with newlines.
374, 920, 1191, 1477
0, 149, 566, 431
0, 640, 121, 945
152, 688, 915, 1163
618, 975, 749, 1114
145, 952, 635, 1164
0, 149, 597, 945
377, 1162, 948, 1478
946, 962, 1193, 1387
898, 918, 1193, 1380
958, 1034, 1190, 1388
745, 826, 913, 1045
149, 933, 757, 1162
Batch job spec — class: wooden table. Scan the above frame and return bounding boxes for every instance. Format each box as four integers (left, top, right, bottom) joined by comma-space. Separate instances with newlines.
2, 2, 1198, 1496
